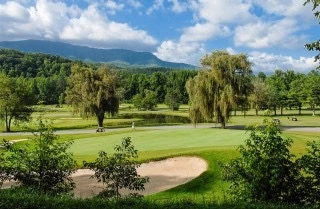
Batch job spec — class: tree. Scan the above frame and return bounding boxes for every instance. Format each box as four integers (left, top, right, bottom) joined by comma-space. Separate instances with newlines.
3, 119, 77, 195
304, 0, 320, 69
150, 72, 167, 103
165, 88, 182, 111
305, 70, 320, 115
132, 90, 157, 111
65, 65, 119, 127
222, 119, 302, 203
0, 74, 34, 132
83, 137, 149, 198
249, 79, 271, 116
266, 70, 289, 115
187, 51, 252, 128
288, 74, 308, 115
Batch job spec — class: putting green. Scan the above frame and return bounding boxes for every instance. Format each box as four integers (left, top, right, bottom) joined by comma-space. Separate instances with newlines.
69, 127, 248, 161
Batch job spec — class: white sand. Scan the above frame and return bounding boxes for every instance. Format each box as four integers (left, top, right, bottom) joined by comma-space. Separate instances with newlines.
72, 156, 207, 198
2, 156, 208, 198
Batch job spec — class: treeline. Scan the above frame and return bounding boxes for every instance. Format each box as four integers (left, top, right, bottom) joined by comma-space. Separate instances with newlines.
1, 49, 320, 115
250, 70, 320, 115
0, 49, 197, 107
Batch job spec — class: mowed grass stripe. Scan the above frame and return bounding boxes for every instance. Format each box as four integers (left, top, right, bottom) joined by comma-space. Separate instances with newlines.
70, 128, 248, 161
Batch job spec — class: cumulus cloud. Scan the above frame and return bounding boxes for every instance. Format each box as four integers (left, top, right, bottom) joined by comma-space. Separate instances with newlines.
60, 4, 157, 50
154, 40, 205, 65
249, 51, 318, 74
234, 18, 305, 49
0, 1, 29, 21
0, 0, 157, 51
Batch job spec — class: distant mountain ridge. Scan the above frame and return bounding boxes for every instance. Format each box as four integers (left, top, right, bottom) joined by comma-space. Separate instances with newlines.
0, 39, 197, 69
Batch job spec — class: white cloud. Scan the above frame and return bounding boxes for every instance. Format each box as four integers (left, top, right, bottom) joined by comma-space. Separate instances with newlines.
234, 18, 304, 49
253, 0, 314, 21
0, 1, 29, 21
127, 0, 142, 9
146, 0, 164, 15
0, 0, 157, 51
249, 51, 318, 74
155, 0, 254, 65
104, 0, 124, 15
154, 40, 205, 66
60, 4, 157, 50
168, 0, 189, 13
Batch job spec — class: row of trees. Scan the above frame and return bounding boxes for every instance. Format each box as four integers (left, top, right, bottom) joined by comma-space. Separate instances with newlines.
251, 69, 320, 116
3, 53, 320, 131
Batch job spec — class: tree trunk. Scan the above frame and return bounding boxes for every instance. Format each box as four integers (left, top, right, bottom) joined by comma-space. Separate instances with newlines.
255, 108, 258, 116
280, 106, 283, 115
5, 109, 11, 132
96, 110, 105, 127
298, 104, 301, 115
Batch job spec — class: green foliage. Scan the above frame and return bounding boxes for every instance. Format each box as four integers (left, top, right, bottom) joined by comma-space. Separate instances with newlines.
83, 137, 149, 199
222, 119, 302, 203
0, 187, 318, 209
165, 88, 182, 111
65, 65, 119, 127
2, 119, 77, 195
0, 148, 10, 188
0, 73, 34, 132
304, 0, 320, 69
249, 78, 272, 115
299, 141, 320, 205
187, 50, 252, 128
132, 90, 157, 110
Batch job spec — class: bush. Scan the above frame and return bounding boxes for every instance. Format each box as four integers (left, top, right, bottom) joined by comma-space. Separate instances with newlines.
299, 141, 320, 205
3, 119, 77, 195
221, 119, 303, 203
83, 137, 149, 198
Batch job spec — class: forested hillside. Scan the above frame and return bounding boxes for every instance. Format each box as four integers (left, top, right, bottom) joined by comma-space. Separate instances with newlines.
0, 49, 197, 106
0, 40, 197, 69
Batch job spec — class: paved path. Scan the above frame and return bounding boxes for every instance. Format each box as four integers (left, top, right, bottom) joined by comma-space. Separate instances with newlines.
1, 124, 320, 138
0, 124, 215, 137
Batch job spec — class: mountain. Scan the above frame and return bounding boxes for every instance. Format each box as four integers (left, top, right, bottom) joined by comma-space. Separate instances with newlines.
0, 40, 197, 69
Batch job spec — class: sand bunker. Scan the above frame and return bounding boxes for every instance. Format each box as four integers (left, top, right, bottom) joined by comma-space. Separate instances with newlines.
73, 156, 207, 198
2, 157, 207, 198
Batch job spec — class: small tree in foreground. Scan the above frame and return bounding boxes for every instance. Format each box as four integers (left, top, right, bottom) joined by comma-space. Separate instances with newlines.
3, 119, 77, 195
83, 137, 149, 199
221, 119, 302, 203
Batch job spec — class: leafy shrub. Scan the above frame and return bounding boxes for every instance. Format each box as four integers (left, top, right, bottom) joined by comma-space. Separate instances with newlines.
3, 119, 77, 195
299, 141, 320, 205
83, 136, 149, 198
221, 119, 302, 203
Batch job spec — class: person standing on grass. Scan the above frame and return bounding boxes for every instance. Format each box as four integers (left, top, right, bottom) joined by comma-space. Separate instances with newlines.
132, 121, 135, 131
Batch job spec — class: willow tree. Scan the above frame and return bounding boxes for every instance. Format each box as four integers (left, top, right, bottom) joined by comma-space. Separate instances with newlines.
187, 51, 252, 128
65, 65, 119, 127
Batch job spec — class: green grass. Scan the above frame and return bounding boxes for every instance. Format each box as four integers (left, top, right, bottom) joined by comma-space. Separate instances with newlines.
2, 104, 320, 207
68, 128, 247, 163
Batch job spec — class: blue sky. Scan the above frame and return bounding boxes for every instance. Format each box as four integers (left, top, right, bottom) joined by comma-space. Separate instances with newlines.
0, 0, 319, 73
